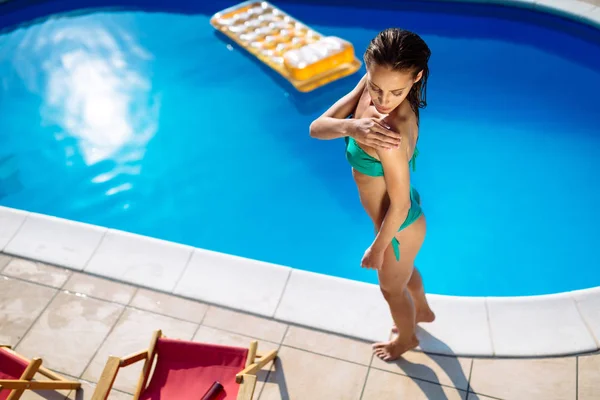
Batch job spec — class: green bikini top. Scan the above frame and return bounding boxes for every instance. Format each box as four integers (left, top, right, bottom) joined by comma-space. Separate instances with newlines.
344, 136, 419, 176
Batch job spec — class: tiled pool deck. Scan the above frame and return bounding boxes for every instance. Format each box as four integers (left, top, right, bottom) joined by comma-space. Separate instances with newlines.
1, 253, 599, 400
1, 0, 600, 398
2, 203, 600, 360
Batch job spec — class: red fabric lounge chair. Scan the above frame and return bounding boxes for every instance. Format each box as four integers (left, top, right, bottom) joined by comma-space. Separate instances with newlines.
91, 329, 278, 400
0, 345, 81, 400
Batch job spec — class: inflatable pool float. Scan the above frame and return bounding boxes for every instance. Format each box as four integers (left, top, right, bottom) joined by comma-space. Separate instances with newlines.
210, 1, 362, 92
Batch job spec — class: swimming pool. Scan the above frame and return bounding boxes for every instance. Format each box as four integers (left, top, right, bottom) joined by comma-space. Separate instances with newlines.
1, 0, 599, 297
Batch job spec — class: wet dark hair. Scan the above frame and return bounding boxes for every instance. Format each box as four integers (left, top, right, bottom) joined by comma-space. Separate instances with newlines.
364, 28, 431, 121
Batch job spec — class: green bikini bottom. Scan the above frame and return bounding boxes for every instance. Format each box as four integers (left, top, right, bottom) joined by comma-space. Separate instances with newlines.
390, 186, 423, 261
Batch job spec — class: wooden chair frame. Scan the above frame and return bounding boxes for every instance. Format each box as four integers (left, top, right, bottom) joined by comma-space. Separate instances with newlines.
91, 330, 278, 400
0, 345, 81, 400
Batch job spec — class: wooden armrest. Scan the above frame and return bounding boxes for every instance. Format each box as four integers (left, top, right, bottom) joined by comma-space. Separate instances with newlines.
0, 380, 80, 390
37, 366, 68, 381
235, 350, 278, 383
120, 350, 148, 367
236, 374, 257, 400
90, 356, 121, 400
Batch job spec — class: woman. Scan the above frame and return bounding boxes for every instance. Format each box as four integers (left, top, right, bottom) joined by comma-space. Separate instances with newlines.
309, 28, 435, 361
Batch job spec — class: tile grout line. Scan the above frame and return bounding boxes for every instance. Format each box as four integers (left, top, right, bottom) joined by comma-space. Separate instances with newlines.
270, 268, 293, 318
62, 371, 131, 399
77, 305, 128, 379
58, 267, 75, 291
367, 363, 478, 392
0, 254, 12, 274
358, 368, 372, 400
79, 227, 109, 272
170, 247, 196, 294
571, 295, 600, 348
466, 356, 474, 399
575, 356, 579, 400
1, 272, 126, 305
8, 258, 586, 383
13, 285, 62, 350
128, 286, 140, 305
189, 306, 210, 339
1, 271, 220, 326
256, 324, 289, 400
0, 211, 29, 252
0, 254, 292, 327
3, 269, 318, 350
484, 297, 496, 356
359, 352, 375, 400
5, 248, 600, 359
200, 318, 375, 368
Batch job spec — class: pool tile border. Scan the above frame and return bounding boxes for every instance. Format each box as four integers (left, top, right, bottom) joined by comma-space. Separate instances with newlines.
2, 205, 599, 357
487, 293, 598, 356
571, 287, 600, 348
173, 248, 291, 317
3, 211, 106, 270
84, 229, 195, 292
2, 0, 600, 360
274, 269, 394, 342
474, 0, 600, 29
533, 0, 598, 22
416, 294, 494, 356
0, 206, 27, 250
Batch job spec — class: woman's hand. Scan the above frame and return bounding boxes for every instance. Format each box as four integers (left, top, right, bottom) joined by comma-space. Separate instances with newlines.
350, 113, 402, 150
361, 246, 385, 271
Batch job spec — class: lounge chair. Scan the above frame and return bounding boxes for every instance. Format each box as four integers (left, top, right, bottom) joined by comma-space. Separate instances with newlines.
0, 345, 81, 400
91, 329, 278, 399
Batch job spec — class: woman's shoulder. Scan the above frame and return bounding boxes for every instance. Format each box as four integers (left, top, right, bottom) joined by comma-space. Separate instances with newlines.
391, 103, 418, 136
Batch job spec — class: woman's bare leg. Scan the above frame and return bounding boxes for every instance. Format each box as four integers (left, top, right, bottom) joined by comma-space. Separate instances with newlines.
408, 267, 435, 322
373, 215, 427, 361
392, 267, 435, 333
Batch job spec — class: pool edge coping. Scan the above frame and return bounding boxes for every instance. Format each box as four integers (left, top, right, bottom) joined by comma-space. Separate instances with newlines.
2, 204, 599, 358
450, 0, 600, 29
1, 0, 599, 358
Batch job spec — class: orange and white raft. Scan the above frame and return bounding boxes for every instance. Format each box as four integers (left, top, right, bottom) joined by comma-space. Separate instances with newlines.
210, 1, 362, 92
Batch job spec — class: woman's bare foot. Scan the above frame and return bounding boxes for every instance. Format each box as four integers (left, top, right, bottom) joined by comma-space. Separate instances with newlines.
373, 335, 419, 361
391, 308, 435, 333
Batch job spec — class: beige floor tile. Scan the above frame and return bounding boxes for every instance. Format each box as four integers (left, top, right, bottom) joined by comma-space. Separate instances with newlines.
362, 368, 467, 400
194, 325, 279, 399
470, 357, 576, 400
371, 350, 472, 391
194, 325, 279, 353
258, 346, 367, 400
18, 390, 67, 400
282, 325, 372, 366
63, 273, 136, 305
129, 289, 208, 324
82, 307, 198, 393
202, 306, 287, 343
0, 253, 12, 270
16, 291, 124, 377
579, 353, 600, 400
17, 375, 136, 400
64, 379, 133, 400
0, 276, 57, 346
3, 258, 72, 288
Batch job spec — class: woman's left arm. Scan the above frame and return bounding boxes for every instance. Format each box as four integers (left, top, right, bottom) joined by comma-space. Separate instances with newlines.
370, 145, 412, 254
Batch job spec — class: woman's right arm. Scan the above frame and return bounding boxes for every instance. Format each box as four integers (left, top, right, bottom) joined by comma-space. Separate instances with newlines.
309, 75, 368, 140
309, 75, 402, 149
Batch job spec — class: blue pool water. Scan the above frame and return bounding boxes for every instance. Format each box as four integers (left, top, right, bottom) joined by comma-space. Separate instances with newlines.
1, 0, 600, 296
